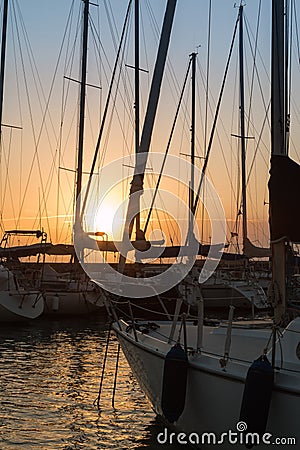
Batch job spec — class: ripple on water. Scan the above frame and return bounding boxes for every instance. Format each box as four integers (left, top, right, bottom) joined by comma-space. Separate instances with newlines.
0, 317, 185, 449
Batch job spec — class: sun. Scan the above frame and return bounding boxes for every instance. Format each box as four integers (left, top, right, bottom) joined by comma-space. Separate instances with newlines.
94, 201, 123, 239
94, 205, 114, 237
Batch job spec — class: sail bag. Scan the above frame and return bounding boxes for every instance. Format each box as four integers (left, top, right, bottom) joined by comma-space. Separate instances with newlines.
269, 154, 300, 243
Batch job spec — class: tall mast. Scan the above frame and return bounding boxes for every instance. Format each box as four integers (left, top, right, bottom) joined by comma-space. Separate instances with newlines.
118, 0, 177, 272
134, 0, 140, 237
271, 0, 286, 325
272, 0, 285, 157
239, 4, 248, 250
0, 0, 8, 145
75, 0, 89, 228
188, 52, 196, 243
190, 52, 196, 213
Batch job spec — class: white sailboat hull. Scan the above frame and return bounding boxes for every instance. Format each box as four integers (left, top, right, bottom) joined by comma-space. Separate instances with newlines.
113, 319, 300, 449
0, 266, 44, 321
0, 291, 44, 321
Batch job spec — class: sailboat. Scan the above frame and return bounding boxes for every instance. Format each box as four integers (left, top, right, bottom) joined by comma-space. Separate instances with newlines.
0, 0, 44, 321
177, 26, 268, 312
36, 0, 104, 316
198, 3, 269, 312
0, 262, 43, 321
100, 0, 300, 447
0, 0, 105, 318
75, 0, 267, 316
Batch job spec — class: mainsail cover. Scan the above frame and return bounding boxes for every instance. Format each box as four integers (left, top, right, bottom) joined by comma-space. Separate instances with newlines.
0, 243, 75, 258
243, 237, 271, 258
269, 154, 300, 243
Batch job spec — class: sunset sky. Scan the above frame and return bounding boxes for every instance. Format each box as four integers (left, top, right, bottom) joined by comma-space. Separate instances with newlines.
1, 0, 299, 252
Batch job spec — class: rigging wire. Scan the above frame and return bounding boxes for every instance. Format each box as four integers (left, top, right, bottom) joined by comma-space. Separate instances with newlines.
200, 0, 212, 244
103, 0, 120, 52
56, 0, 79, 242
193, 11, 240, 222
88, 11, 136, 168
229, 7, 271, 246
14, 0, 73, 240
245, 1, 262, 243
197, 58, 239, 241
11, 0, 51, 237
2, 128, 17, 229
9, 0, 80, 243
143, 57, 192, 235
286, 0, 291, 156
79, 0, 133, 224
292, 0, 300, 64
245, 0, 262, 142
140, 1, 150, 106
9, 6, 24, 229
1, 11, 20, 230
96, 0, 103, 124
89, 0, 183, 246
232, 52, 241, 243
287, 1, 300, 162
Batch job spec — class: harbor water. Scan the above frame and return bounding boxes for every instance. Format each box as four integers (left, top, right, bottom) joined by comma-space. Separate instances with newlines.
0, 316, 184, 449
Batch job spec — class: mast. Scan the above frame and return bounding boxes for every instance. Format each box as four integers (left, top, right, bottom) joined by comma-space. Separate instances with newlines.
239, 4, 248, 251
0, 0, 8, 145
190, 52, 196, 213
75, 0, 89, 229
118, 0, 177, 272
272, 0, 285, 157
188, 52, 196, 242
271, 0, 286, 325
237, 5, 272, 259
134, 0, 140, 236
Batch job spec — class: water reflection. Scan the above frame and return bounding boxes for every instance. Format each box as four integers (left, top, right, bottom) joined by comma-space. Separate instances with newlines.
0, 317, 185, 449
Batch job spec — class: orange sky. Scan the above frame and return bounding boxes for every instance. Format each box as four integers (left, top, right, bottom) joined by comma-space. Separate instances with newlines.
1, 0, 299, 253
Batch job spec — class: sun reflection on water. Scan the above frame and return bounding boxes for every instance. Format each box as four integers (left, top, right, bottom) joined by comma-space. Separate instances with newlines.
0, 317, 184, 449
